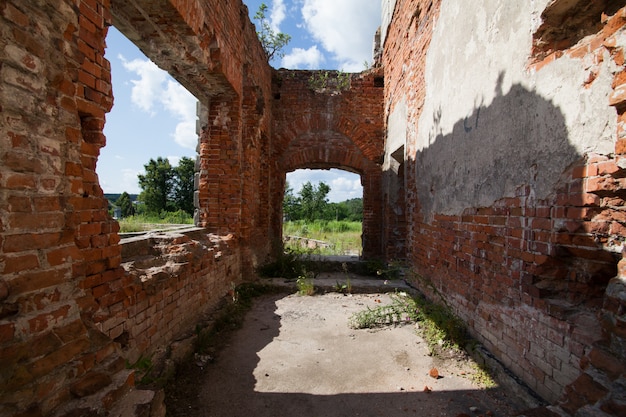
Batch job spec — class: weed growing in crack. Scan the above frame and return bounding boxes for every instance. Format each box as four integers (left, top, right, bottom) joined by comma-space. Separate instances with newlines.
349, 292, 419, 328
126, 354, 161, 386
334, 262, 353, 294
468, 362, 497, 388
365, 259, 404, 279
349, 292, 469, 356
296, 271, 315, 296
307, 70, 351, 93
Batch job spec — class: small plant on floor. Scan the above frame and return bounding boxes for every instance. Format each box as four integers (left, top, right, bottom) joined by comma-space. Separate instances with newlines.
257, 244, 319, 280
334, 262, 352, 294
349, 292, 419, 328
126, 354, 157, 385
296, 271, 315, 296
334, 278, 352, 294
365, 259, 404, 279
349, 291, 470, 356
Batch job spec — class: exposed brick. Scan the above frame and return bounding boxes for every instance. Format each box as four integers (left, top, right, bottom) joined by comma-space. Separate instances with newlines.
561, 373, 609, 414
70, 372, 111, 398
8, 267, 68, 296
3, 232, 61, 252
1, 0, 624, 416
3, 253, 40, 274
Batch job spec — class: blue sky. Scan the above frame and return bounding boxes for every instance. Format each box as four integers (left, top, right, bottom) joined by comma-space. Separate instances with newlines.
99, 0, 381, 202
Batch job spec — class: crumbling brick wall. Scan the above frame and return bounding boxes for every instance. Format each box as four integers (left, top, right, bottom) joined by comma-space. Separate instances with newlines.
3, 0, 625, 415
272, 69, 385, 259
382, 0, 626, 413
0, 0, 274, 415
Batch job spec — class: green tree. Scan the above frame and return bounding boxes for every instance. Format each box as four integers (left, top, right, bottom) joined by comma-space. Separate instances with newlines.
137, 157, 174, 214
173, 156, 195, 216
254, 3, 291, 61
115, 191, 134, 218
342, 198, 363, 221
299, 181, 330, 222
283, 181, 300, 221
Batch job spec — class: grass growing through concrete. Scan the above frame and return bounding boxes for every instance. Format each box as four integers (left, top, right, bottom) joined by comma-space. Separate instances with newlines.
349, 290, 497, 387
349, 291, 469, 356
296, 272, 316, 295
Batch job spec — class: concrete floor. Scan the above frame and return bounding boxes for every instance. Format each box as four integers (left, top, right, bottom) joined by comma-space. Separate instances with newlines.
166, 279, 526, 417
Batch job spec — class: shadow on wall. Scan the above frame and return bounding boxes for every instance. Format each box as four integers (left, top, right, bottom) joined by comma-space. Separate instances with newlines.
397, 71, 620, 403
415, 73, 577, 220
409, 72, 618, 305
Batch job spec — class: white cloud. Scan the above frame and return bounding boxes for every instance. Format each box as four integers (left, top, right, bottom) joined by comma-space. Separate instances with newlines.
119, 55, 166, 114
301, 0, 381, 71
119, 54, 198, 150
270, 0, 287, 32
162, 80, 198, 149
287, 168, 362, 203
282, 45, 325, 69
330, 175, 361, 200
121, 168, 142, 194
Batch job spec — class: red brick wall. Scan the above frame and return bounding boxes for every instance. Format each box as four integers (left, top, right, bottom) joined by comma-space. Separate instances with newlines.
114, 232, 240, 363
272, 69, 385, 258
1, 0, 127, 414
0, 0, 273, 415
383, 0, 626, 411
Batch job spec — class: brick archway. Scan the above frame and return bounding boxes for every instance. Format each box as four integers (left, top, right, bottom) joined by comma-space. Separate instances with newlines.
271, 70, 385, 259
282, 136, 383, 259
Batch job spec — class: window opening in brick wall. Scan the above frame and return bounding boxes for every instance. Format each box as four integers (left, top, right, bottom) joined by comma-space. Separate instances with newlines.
284, 168, 363, 257
100, 27, 199, 234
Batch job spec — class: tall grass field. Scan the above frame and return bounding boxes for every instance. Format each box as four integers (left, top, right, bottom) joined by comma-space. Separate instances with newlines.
283, 220, 362, 256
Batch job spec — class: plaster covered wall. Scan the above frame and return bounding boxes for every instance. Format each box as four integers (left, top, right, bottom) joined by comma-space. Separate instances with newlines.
414, 0, 616, 219
382, 0, 626, 412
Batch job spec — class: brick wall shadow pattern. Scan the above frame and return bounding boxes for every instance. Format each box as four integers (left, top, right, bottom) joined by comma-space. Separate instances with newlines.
400, 74, 621, 406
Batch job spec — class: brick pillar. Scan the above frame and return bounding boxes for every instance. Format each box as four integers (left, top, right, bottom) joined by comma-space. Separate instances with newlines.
362, 167, 384, 259
196, 98, 242, 235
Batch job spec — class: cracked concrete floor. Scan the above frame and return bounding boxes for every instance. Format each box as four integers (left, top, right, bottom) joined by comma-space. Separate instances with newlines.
167, 291, 523, 417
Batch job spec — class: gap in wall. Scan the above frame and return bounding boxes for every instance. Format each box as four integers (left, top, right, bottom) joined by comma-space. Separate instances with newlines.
99, 26, 198, 221
284, 168, 363, 256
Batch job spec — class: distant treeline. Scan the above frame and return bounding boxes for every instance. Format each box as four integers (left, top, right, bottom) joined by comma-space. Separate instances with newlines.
104, 193, 138, 203
284, 181, 363, 222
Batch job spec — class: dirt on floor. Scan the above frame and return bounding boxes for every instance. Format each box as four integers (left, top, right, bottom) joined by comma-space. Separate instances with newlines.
164, 282, 526, 417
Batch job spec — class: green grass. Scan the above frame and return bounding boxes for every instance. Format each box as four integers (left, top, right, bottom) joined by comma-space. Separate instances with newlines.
283, 220, 361, 256
117, 211, 194, 233
349, 292, 470, 356
296, 272, 316, 295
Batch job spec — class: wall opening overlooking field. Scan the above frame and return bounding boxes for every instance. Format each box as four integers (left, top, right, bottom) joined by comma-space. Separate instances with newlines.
283, 168, 364, 257
100, 27, 198, 233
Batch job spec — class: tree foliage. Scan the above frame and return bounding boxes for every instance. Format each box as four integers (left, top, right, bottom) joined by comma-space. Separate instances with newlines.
137, 156, 195, 215
115, 192, 135, 218
173, 156, 195, 215
254, 3, 291, 62
299, 181, 330, 221
283, 181, 363, 222
138, 157, 174, 214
